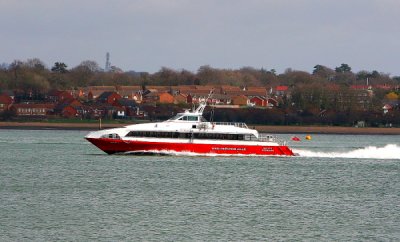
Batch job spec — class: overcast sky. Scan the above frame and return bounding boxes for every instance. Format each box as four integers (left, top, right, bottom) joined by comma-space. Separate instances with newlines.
1, 0, 399, 75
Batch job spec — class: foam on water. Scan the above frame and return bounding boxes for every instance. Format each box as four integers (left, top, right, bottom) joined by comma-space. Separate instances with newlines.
294, 144, 400, 159
123, 150, 289, 157
123, 144, 400, 159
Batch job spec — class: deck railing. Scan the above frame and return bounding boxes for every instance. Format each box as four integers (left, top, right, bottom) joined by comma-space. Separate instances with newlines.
257, 134, 275, 142
244, 133, 286, 145
243, 134, 273, 142
213, 122, 248, 128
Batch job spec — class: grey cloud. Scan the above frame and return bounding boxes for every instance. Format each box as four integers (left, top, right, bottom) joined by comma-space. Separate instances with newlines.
0, 0, 399, 75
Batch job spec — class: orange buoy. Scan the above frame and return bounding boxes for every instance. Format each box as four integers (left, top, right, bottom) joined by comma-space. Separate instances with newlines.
305, 135, 312, 140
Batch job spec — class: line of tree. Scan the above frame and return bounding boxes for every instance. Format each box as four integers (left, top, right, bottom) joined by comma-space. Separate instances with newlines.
1, 58, 399, 92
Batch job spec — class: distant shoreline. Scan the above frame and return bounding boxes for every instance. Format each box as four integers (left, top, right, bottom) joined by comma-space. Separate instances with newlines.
1, 121, 400, 135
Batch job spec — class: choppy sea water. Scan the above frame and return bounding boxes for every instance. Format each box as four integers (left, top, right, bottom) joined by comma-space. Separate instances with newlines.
0, 129, 399, 241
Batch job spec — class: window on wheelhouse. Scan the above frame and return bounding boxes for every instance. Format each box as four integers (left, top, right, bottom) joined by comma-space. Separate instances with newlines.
175, 115, 199, 121
187, 116, 198, 121
168, 114, 206, 122
101, 133, 121, 139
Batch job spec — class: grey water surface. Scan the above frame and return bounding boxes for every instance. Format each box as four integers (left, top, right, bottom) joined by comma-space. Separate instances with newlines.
0, 129, 399, 241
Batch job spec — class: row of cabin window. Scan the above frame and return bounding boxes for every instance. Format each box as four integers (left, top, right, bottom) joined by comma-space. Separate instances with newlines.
126, 131, 255, 141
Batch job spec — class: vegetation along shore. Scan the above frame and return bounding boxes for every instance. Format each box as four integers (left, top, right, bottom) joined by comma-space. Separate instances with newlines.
0, 59, 399, 128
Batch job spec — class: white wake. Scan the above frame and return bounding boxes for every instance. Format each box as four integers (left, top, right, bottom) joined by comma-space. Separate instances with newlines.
123, 150, 289, 157
295, 144, 400, 159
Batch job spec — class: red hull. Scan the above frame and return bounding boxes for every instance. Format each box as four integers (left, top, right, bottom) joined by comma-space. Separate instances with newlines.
86, 138, 295, 156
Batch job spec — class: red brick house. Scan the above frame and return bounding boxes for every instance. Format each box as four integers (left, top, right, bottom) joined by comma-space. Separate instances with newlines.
57, 102, 88, 118
97, 92, 122, 104
11, 103, 55, 116
159, 92, 175, 104
61, 105, 79, 118
267, 97, 279, 107
112, 98, 139, 117
47, 90, 74, 103
231, 95, 248, 106
54, 99, 83, 117
210, 94, 231, 105
249, 96, 279, 108
250, 96, 266, 107
143, 91, 175, 104
0, 94, 13, 113
275, 86, 289, 96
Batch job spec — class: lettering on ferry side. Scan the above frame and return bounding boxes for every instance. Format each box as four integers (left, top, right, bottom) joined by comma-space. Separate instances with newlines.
262, 147, 274, 152
212, 147, 246, 151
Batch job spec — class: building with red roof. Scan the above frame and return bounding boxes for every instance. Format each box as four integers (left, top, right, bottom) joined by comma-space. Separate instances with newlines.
11, 103, 55, 116
0, 94, 13, 113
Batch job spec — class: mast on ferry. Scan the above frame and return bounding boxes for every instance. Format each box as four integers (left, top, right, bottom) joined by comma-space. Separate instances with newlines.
194, 89, 214, 114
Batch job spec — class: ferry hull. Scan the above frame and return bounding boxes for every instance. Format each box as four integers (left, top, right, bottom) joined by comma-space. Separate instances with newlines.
86, 138, 295, 156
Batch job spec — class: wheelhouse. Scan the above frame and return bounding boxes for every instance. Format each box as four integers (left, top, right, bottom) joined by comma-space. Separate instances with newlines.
167, 112, 206, 122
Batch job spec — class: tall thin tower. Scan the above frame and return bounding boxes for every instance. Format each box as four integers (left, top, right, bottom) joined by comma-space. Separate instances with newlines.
105, 52, 111, 72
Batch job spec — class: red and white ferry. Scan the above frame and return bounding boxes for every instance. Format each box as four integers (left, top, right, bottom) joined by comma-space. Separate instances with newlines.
85, 97, 294, 156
